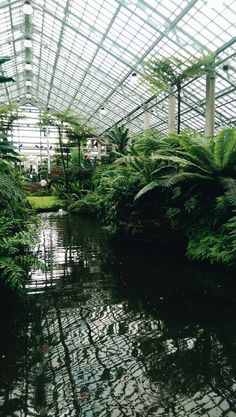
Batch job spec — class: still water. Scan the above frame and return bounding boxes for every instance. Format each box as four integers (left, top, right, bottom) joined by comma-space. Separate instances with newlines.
0, 213, 236, 417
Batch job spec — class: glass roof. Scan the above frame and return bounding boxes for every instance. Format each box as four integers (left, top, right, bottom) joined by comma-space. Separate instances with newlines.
0, 0, 236, 136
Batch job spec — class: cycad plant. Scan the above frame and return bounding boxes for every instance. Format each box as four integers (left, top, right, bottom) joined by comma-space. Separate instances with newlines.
135, 128, 236, 200
222, 178, 236, 255
106, 124, 130, 156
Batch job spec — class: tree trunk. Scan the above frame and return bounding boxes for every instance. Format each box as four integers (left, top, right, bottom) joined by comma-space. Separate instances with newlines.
78, 138, 81, 168
177, 80, 181, 134
205, 69, 215, 137
168, 94, 176, 134
58, 126, 68, 192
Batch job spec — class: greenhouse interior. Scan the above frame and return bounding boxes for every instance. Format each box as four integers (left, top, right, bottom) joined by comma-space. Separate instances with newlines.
1, 0, 236, 416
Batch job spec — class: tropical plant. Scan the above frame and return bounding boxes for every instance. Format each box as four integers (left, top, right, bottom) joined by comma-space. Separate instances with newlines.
222, 178, 236, 255
135, 128, 236, 200
106, 124, 130, 156
0, 104, 21, 162
0, 133, 19, 162
0, 57, 15, 85
0, 104, 21, 133
142, 54, 214, 133
133, 129, 167, 157
0, 218, 42, 291
0, 159, 41, 291
40, 110, 78, 190
0, 160, 27, 217
65, 122, 96, 167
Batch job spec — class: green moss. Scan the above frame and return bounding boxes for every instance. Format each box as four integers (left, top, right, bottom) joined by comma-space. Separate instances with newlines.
27, 196, 64, 212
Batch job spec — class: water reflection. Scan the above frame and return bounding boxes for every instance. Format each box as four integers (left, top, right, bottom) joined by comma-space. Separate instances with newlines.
0, 213, 236, 417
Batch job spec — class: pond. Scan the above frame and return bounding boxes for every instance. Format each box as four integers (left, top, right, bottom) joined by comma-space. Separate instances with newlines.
0, 213, 236, 417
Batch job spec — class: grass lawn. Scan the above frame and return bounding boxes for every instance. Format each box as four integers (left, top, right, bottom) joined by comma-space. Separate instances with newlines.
27, 196, 64, 212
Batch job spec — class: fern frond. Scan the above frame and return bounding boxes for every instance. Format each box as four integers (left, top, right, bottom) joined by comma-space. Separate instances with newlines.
221, 177, 236, 206
134, 180, 160, 200
159, 172, 211, 187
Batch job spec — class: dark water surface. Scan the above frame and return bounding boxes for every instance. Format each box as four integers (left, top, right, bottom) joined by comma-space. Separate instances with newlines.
0, 213, 236, 417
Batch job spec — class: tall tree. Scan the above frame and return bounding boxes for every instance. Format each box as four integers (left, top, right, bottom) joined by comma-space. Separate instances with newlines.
142, 54, 213, 134
65, 122, 96, 167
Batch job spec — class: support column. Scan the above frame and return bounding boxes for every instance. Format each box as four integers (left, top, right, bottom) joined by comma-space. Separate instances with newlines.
168, 94, 176, 134
46, 130, 51, 175
126, 119, 132, 148
97, 141, 101, 162
143, 110, 151, 130
205, 68, 215, 137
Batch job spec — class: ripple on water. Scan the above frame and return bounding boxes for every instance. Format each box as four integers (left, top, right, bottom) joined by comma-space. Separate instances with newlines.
0, 213, 236, 417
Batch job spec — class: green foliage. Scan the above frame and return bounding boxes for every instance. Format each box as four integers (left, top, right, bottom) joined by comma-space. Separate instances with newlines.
69, 164, 144, 227
0, 161, 28, 218
187, 230, 233, 264
142, 54, 214, 92
68, 125, 236, 265
0, 103, 41, 293
69, 192, 104, 214
113, 127, 236, 264
135, 128, 236, 200
134, 129, 167, 156
106, 125, 130, 155
0, 136, 19, 162
66, 122, 96, 144
227, 213, 236, 254
0, 217, 40, 292
0, 104, 21, 163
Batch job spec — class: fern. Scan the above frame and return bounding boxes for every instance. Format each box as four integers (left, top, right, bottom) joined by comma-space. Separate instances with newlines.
214, 128, 236, 169
0, 257, 26, 290
134, 180, 160, 200
160, 172, 210, 188
221, 178, 236, 206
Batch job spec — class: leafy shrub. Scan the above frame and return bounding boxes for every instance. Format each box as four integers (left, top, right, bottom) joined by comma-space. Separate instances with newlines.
69, 192, 104, 214
187, 229, 233, 264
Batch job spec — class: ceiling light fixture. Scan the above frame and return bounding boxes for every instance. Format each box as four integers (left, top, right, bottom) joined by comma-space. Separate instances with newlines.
26, 93, 31, 99
24, 38, 32, 48
26, 79, 32, 86
100, 106, 106, 115
130, 71, 138, 85
23, 1, 33, 15
25, 62, 32, 70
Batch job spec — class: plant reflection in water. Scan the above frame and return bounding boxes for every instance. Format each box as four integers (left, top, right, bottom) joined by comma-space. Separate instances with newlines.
0, 213, 236, 417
